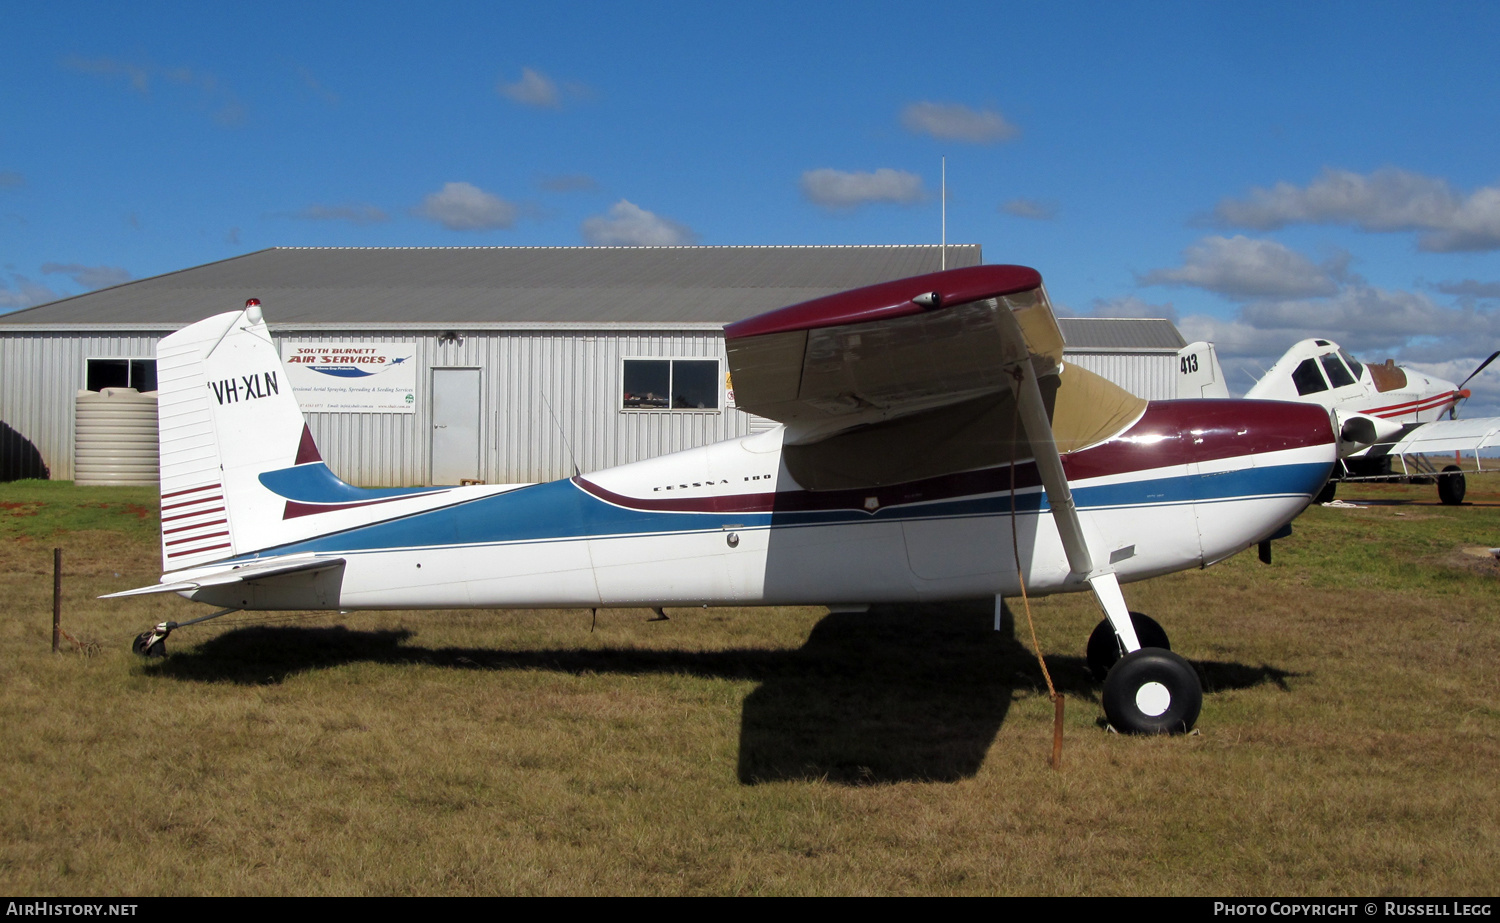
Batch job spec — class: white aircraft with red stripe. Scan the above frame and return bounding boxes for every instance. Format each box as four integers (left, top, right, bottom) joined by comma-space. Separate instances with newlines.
108, 265, 1339, 735
1246, 338, 1499, 504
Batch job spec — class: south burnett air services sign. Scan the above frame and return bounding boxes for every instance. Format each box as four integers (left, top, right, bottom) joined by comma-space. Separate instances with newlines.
281, 342, 417, 413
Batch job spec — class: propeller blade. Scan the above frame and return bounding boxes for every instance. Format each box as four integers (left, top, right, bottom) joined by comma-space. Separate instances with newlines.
1458, 350, 1500, 390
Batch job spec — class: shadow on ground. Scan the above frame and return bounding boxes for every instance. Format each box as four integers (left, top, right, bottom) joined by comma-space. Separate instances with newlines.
142, 601, 1296, 785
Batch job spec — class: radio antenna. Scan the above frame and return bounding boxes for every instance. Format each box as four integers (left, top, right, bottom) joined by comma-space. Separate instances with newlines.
941, 155, 947, 270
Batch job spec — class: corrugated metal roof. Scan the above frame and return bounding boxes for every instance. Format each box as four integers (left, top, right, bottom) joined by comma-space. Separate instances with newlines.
1, 245, 983, 326
1058, 317, 1186, 351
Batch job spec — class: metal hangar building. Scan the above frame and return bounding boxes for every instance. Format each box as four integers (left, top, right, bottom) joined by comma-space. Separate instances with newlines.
0, 245, 1186, 486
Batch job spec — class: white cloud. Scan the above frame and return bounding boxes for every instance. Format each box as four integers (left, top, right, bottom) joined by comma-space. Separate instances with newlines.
1141, 235, 1341, 299
498, 67, 562, 108
41, 263, 131, 290
415, 182, 518, 231
901, 102, 1018, 144
283, 203, 390, 226
1437, 279, 1500, 300
64, 55, 151, 93
1214, 167, 1500, 252
581, 200, 696, 246
63, 55, 245, 127
1002, 198, 1056, 220
0, 274, 65, 311
801, 168, 925, 210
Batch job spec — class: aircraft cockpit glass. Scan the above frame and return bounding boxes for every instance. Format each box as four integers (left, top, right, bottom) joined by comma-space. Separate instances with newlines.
1292, 358, 1329, 395
1320, 354, 1357, 389
1339, 349, 1364, 380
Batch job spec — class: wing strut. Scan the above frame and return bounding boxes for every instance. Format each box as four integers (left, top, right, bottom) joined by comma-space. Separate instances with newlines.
1001, 321, 1142, 655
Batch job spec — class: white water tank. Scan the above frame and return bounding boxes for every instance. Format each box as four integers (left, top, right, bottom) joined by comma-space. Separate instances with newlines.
74, 388, 159, 486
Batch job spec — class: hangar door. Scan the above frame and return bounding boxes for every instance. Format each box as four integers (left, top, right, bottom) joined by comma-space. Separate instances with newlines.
431, 368, 480, 485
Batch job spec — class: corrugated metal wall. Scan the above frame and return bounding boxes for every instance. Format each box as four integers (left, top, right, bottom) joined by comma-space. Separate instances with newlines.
285, 327, 753, 486
3, 327, 1172, 485
0, 330, 166, 481
1067, 353, 1179, 402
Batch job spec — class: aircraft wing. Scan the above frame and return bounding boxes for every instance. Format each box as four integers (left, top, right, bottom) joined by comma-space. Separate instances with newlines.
725, 265, 1066, 443
725, 265, 1146, 580
1374, 416, 1500, 456
100, 556, 346, 598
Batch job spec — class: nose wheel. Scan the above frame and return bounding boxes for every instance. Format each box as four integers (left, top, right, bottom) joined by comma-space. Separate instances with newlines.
1102, 648, 1202, 734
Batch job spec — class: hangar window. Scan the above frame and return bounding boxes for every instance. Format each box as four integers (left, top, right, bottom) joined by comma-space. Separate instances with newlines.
622, 358, 720, 411
85, 358, 158, 392
1291, 358, 1329, 396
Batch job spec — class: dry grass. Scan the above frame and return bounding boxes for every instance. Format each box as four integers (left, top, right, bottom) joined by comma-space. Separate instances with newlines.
1, 478, 1498, 895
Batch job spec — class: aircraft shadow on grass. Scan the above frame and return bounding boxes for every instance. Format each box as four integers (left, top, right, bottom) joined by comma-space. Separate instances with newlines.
146, 601, 1299, 785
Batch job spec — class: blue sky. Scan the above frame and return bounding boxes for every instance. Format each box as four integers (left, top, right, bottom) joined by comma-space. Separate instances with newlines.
5, 1, 1500, 406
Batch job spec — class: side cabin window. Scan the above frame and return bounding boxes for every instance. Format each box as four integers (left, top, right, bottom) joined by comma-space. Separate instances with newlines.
1320, 354, 1357, 389
1291, 358, 1329, 396
85, 358, 157, 392
1339, 349, 1364, 381
622, 358, 720, 411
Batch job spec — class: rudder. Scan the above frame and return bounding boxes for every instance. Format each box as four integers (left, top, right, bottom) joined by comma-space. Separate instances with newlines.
156, 300, 313, 571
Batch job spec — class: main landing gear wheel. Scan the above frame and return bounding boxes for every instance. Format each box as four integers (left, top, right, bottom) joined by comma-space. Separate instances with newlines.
1087, 612, 1170, 681
1438, 465, 1467, 506
1315, 480, 1337, 505
1102, 648, 1202, 735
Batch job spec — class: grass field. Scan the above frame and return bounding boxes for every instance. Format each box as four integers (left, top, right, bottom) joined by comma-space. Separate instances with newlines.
2, 477, 1498, 895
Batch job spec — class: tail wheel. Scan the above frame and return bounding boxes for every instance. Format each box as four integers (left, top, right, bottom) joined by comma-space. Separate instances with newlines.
131, 631, 165, 658
1102, 648, 1202, 735
1086, 612, 1170, 681
1438, 465, 1466, 506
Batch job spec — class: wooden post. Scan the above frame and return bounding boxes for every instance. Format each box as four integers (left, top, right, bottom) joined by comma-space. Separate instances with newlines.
52, 548, 61, 653
1051, 694, 1065, 770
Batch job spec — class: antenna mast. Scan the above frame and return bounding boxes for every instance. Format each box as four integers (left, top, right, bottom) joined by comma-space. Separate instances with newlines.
941, 156, 947, 270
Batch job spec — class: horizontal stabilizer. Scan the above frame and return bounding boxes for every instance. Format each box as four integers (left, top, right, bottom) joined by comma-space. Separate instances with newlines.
100, 556, 346, 598
1380, 416, 1500, 455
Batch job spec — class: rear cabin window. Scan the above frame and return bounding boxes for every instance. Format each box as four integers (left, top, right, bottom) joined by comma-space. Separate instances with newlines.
622, 359, 720, 410
85, 358, 157, 392
1320, 354, 1357, 389
1292, 358, 1329, 395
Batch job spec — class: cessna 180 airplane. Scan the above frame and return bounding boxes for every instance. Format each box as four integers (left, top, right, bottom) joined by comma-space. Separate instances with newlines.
108, 265, 1339, 735
1242, 338, 1500, 504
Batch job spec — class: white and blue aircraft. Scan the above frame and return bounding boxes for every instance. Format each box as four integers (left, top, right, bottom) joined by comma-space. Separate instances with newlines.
108, 265, 1338, 734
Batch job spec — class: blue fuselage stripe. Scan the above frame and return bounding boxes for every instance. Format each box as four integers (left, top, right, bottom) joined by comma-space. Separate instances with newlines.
240, 461, 1330, 560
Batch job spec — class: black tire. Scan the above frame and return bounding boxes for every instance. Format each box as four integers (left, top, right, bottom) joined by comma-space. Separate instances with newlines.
1438, 465, 1466, 506
1102, 648, 1202, 735
1315, 480, 1337, 504
131, 632, 165, 658
1086, 612, 1170, 682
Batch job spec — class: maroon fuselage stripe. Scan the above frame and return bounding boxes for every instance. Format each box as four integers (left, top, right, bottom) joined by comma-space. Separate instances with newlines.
576, 400, 1335, 515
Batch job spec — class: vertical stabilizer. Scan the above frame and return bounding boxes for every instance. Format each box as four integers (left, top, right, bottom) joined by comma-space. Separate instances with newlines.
156, 301, 310, 570
1177, 341, 1229, 399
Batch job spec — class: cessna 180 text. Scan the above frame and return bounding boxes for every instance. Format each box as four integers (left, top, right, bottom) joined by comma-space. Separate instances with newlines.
1241, 339, 1500, 504
109, 266, 1339, 735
